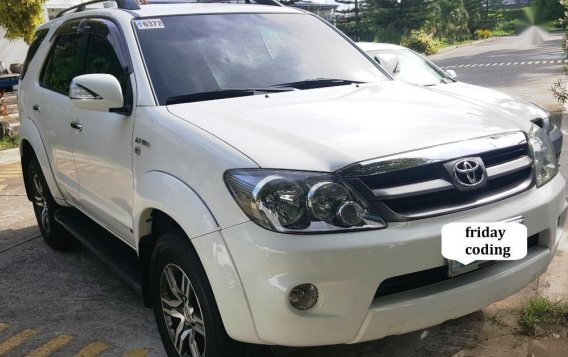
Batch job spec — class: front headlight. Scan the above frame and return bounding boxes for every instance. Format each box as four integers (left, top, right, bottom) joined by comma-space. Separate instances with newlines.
528, 124, 558, 187
224, 169, 386, 233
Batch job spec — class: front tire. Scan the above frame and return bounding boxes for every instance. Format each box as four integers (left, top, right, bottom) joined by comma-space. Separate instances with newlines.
28, 157, 76, 251
150, 231, 268, 357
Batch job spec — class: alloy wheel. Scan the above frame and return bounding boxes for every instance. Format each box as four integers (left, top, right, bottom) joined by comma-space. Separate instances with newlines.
32, 173, 50, 234
160, 263, 206, 357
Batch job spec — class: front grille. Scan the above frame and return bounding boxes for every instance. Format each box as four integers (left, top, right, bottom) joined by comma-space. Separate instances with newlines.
374, 234, 540, 298
383, 167, 531, 216
339, 132, 534, 221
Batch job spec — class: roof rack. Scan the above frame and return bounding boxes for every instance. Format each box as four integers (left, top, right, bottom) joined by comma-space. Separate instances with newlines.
56, 0, 141, 18
140, 0, 282, 6
56, 0, 282, 18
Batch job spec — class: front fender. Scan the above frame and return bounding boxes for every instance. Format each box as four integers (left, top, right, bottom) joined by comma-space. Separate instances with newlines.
134, 171, 261, 343
134, 171, 219, 241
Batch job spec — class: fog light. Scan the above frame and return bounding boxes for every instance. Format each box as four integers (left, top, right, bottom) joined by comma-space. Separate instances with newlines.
289, 283, 318, 310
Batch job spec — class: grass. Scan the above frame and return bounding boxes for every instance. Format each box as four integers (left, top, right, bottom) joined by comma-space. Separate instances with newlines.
519, 296, 568, 336
0, 135, 18, 151
492, 29, 515, 37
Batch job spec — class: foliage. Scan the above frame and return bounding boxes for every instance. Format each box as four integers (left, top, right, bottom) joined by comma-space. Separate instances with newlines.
463, 0, 483, 33
495, 19, 530, 34
519, 296, 568, 336
0, 134, 18, 151
474, 29, 491, 39
0, 0, 48, 44
373, 23, 403, 44
436, 0, 470, 42
533, 0, 564, 24
400, 29, 440, 54
500, 8, 531, 23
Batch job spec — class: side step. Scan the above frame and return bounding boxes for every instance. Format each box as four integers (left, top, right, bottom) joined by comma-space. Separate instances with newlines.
54, 209, 142, 295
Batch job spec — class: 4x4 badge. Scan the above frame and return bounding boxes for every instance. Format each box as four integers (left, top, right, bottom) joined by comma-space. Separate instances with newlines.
135, 137, 151, 148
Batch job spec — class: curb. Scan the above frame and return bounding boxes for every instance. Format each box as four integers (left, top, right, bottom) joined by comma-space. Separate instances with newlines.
435, 37, 497, 55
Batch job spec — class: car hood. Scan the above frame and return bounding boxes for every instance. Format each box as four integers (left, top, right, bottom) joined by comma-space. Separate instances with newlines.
426, 82, 547, 124
167, 81, 529, 172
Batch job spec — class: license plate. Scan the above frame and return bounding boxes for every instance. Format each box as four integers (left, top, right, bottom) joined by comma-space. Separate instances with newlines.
448, 259, 494, 278
446, 216, 523, 278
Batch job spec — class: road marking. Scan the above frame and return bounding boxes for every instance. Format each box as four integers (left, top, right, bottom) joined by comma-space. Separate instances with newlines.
0, 324, 6, 333
25, 335, 74, 357
0, 329, 38, 356
123, 348, 151, 357
439, 59, 567, 69
74, 342, 110, 357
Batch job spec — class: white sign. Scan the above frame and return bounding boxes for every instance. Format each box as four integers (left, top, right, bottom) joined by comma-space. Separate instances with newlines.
134, 19, 165, 30
442, 222, 527, 265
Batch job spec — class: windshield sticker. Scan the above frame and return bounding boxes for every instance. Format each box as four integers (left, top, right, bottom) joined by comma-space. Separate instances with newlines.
135, 19, 165, 30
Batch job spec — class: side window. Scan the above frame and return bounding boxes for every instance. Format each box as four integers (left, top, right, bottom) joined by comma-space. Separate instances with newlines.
21, 29, 49, 79
84, 34, 128, 92
40, 34, 83, 95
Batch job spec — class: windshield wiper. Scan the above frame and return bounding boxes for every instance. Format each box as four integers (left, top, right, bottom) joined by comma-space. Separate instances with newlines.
166, 87, 294, 105
269, 78, 364, 90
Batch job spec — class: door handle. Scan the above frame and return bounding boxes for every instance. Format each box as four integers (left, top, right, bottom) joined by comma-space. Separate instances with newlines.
32, 104, 40, 111
70, 121, 82, 131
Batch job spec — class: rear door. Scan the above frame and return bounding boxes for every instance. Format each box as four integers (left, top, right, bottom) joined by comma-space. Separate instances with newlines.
31, 25, 85, 202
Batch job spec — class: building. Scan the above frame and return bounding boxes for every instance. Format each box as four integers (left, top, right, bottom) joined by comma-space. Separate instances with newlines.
292, 1, 339, 23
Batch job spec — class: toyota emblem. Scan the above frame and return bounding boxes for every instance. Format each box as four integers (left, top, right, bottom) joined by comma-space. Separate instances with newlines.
452, 158, 487, 190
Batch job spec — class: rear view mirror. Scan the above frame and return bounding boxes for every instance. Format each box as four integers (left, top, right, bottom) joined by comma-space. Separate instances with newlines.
70, 74, 124, 113
374, 54, 399, 75
446, 70, 457, 80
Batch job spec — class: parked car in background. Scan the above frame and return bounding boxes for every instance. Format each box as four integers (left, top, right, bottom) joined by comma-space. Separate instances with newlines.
357, 42, 563, 158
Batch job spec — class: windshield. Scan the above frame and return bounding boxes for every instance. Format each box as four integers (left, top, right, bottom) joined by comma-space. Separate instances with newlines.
366, 49, 451, 86
135, 13, 387, 105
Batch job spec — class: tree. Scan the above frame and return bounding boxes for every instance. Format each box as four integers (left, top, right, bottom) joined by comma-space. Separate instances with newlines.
437, 0, 470, 42
0, 0, 47, 44
463, 0, 483, 33
336, 0, 371, 41
533, 0, 564, 23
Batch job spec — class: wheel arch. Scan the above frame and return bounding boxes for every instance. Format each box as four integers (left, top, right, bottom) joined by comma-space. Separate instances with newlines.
19, 118, 65, 201
134, 171, 261, 343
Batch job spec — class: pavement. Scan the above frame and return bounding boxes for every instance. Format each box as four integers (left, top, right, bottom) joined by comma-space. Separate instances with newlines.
1, 28, 568, 357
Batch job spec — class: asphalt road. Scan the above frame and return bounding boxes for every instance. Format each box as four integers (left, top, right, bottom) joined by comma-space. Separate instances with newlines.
1, 29, 567, 357
429, 26, 566, 117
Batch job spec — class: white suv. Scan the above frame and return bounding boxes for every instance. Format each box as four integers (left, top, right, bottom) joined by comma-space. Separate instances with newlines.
18, 0, 567, 356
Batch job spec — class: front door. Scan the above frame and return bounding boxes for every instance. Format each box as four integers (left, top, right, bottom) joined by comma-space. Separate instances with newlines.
71, 19, 135, 242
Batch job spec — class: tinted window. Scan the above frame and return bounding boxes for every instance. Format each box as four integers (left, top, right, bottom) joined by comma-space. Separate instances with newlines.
84, 34, 128, 91
40, 34, 83, 94
135, 13, 386, 105
21, 29, 49, 79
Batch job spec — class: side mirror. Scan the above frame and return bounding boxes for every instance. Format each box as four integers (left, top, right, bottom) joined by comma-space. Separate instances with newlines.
446, 70, 457, 80
70, 74, 124, 113
374, 54, 399, 75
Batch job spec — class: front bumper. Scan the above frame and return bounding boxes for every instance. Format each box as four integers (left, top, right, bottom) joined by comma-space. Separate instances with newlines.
220, 174, 567, 346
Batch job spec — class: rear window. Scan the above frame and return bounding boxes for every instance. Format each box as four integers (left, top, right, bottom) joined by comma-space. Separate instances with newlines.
21, 29, 49, 79
40, 33, 83, 95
